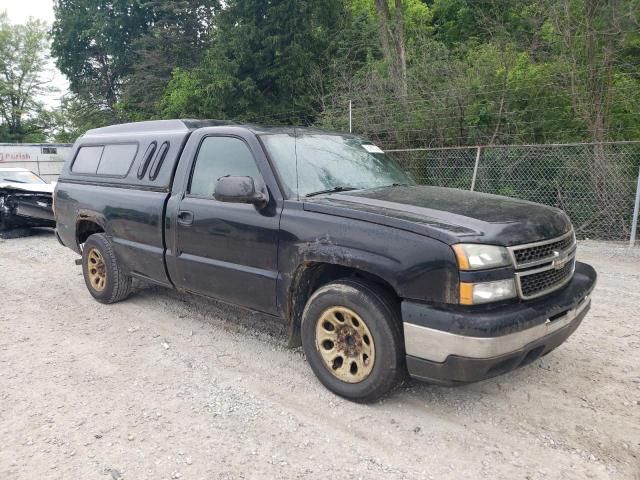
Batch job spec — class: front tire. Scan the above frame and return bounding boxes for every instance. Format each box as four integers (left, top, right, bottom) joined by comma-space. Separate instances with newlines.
301, 279, 405, 402
82, 233, 132, 304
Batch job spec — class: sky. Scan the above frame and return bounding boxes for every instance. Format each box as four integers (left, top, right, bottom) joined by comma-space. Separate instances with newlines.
3, 0, 70, 107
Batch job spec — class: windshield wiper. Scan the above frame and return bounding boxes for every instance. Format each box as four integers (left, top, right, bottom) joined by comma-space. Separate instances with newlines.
3, 178, 26, 183
305, 186, 359, 197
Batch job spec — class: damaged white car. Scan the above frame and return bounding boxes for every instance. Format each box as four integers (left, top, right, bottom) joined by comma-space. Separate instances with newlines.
0, 167, 55, 231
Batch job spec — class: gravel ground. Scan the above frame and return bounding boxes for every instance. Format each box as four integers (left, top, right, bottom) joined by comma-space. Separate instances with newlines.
0, 231, 638, 480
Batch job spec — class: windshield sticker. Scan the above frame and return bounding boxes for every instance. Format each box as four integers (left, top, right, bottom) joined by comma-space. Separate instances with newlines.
362, 144, 384, 154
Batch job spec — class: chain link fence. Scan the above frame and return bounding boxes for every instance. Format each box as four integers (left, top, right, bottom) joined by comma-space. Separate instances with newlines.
386, 142, 640, 243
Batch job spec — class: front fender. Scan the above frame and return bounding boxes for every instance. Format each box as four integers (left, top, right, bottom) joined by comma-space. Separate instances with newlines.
277, 205, 460, 317
296, 233, 402, 285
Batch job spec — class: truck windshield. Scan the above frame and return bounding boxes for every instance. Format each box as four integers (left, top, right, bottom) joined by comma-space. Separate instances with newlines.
0, 170, 47, 184
260, 133, 413, 198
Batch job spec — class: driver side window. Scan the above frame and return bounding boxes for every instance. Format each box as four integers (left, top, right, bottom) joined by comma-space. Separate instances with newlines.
189, 136, 261, 197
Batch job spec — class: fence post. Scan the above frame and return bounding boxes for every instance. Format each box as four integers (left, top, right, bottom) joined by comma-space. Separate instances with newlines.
630, 165, 640, 247
470, 146, 481, 191
349, 100, 352, 133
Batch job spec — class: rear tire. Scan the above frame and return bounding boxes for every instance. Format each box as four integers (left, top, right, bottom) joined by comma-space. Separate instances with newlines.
82, 233, 132, 304
301, 279, 405, 402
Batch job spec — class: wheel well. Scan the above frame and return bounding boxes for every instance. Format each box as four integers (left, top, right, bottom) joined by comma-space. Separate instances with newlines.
287, 262, 399, 348
77, 220, 104, 247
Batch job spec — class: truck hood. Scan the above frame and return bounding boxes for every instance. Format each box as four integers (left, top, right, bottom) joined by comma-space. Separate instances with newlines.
303, 185, 572, 246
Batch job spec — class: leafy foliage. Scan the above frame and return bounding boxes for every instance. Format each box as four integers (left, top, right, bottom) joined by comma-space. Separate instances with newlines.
162, 0, 345, 123
0, 12, 55, 142
46, 0, 640, 147
51, 0, 150, 110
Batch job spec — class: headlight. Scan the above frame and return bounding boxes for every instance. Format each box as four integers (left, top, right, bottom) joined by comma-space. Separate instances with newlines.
459, 279, 517, 305
452, 244, 511, 270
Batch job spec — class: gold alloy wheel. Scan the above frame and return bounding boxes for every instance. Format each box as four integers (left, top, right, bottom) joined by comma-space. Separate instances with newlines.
87, 248, 107, 292
315, 306, 375, 383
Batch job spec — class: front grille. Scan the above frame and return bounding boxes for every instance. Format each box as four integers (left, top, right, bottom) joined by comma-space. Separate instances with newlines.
508, 230, 577, 300
518, 259, 575, 299
512, 232, 575, 267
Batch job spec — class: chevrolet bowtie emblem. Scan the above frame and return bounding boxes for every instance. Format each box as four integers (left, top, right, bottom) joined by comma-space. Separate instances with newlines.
551, 250, 570, 270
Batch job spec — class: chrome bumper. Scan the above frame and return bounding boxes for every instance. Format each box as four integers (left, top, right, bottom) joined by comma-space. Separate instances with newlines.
404, 295, 591, 363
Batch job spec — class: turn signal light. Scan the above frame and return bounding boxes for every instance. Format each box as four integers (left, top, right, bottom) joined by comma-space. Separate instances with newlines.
459, 279, 517, 305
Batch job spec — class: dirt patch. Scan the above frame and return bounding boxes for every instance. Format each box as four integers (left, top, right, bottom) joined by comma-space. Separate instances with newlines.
0, 234, 638, 479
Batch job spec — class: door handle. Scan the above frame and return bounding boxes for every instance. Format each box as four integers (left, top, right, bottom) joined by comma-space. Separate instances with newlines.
177, 210, 194, 226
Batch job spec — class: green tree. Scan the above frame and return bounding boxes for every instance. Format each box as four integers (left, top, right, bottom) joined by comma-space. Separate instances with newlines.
47, 95, 117, 143
48, 0, 639, 146
162, 0, 345, 123
549, 0, 640, 142
0, 12, 54, 142
51, 0, 150, 111
52, 0, 219, 122
119, 0, 218, 119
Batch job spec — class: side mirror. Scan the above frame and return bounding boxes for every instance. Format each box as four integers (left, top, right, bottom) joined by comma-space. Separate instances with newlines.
214, 176, 268, 207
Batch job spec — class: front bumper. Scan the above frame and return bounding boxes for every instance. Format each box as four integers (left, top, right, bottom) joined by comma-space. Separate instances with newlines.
402, 261, 596, 385
0, 191, 55, 228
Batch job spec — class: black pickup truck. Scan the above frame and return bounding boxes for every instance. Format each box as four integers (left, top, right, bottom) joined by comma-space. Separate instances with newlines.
54, 119, 596, 401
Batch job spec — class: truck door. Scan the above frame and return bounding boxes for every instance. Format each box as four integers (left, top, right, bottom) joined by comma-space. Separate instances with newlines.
167, 134, 280, 315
